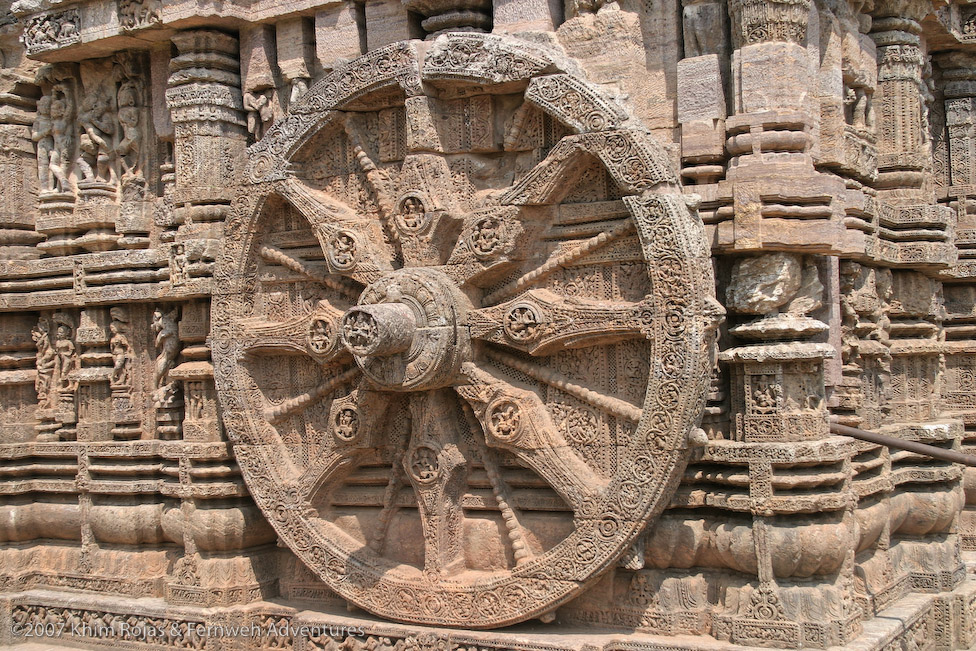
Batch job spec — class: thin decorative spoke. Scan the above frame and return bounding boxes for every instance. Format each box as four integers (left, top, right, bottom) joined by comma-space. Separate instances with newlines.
463, 398, 536, 567
482, 220, 636, 306
343, 115, 402, 257
259, 245, 360, 299
264, 366, 360, 424
485, 348, 642, 423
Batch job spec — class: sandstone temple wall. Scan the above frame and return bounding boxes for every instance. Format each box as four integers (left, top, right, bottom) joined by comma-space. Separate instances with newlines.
0, 0, 976, 649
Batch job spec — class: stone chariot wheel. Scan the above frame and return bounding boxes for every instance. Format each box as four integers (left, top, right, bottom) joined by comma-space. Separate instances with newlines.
212, 34, 720, 628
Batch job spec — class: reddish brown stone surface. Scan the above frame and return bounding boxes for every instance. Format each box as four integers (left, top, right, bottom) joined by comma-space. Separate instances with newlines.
1, 1, 976, 649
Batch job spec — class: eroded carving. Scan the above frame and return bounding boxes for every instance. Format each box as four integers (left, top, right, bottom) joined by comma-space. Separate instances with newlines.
212, 34, 717, 629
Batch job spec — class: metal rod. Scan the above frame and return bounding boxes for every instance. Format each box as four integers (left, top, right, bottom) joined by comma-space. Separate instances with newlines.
829, 421, 976, 467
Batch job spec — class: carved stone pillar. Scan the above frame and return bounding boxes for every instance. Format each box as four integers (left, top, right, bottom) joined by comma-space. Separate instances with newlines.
937, 52, 976, 557
0, 64, 42, 260
712, 252, 863, 648
165, 30, 246, 274
364, 0, 419, 50
169, 301, 220, 442
165, 450, 278, 607
720, 252, 832, 443
726, 0, 814, 180
678, 0, 730, 185
275, 18, 315, 106
815, 0, 878, 185
724, 0, 849, 253
884, 270, 966, 597
835, 261, 893, 431
314, 2, 364, 72
938, 52, 976, 277
0, 314, 43, 444
74, 308, 113, 442
944, 285, 976, 552
869, 0, 931, 202
677, 50, 728, 185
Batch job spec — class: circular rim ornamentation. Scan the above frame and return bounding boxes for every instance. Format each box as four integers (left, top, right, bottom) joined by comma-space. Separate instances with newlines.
213, 33, 716, 630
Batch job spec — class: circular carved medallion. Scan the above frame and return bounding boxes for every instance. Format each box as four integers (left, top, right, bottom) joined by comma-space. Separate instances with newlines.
504, 302, 543, 342
307, 318, 336, 355
214, 34, 718, 629
333, 406, 360, 442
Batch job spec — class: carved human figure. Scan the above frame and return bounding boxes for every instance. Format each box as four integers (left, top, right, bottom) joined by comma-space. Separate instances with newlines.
566, 0, 611, 18
308, 319, 332, 354
77, 90, 117, 184
854, 88, 874, 128
31, 95, 54, 191
243, 89, 274, 141
109, 309, 132, 389
844, 76, 874, 130
400, 197, 425, 229
331, 232, 357, 268
839, 262, 860, 367
290, 77, 309, 104
32, 318, 56, 410
76, 133, 97, 181
48, 93, 73, 192
53, 321, 77, 392
490, 402, 522, 439
58, 18, 78, 41
119, 0, 161, 28
471, 218, 500, 255
753, 384, 778, 414
152, 307, 180, 406
334, 407, 359, 441
505, 305, 541, 341
116, 81, 141, 175
170, 243, 188, 285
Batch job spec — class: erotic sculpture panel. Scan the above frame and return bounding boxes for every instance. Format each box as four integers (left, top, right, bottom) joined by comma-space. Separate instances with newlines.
211, 34, 721, 628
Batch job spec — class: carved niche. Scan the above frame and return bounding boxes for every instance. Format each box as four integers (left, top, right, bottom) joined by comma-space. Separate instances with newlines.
212, 34, 719, 628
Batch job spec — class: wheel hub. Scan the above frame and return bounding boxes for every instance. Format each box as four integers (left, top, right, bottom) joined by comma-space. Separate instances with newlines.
343, 269, 471, 391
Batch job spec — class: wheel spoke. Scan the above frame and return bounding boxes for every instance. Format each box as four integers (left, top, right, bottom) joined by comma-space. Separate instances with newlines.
298, 384, 392, 501
484, 349, 642, 424
443, 206, 526, 288
404, 389, 469, 578
276, 177, 395, 284
241, 298, 348, 363
464, 399, 537, 567
258, 245, 360, 300
481, 219, 636, 306
456, 363, 607, 516
369, 447, 409, 554
467, 288, 654, 355
343, 114, 402, 260
264, 366, 360, 425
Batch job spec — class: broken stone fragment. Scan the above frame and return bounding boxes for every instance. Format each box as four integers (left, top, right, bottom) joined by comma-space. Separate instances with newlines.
726, 252, 802, 315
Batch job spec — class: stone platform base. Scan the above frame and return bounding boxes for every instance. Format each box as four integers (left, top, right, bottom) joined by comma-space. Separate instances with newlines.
3, 580, 976, 651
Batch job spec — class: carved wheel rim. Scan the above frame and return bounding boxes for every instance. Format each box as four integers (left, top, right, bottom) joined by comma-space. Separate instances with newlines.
212, 34, 719, 628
